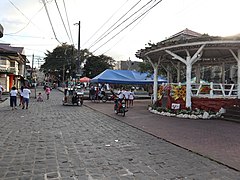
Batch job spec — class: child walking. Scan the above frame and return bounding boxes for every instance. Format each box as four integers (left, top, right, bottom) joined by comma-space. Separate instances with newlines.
45, 86, 51, 100
10, 86, 18, 110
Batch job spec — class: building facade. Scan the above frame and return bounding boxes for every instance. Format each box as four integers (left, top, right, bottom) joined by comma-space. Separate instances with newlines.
0, 43, 29, 91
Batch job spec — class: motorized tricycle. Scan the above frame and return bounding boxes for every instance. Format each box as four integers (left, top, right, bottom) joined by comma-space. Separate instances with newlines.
62, 87, 84, 106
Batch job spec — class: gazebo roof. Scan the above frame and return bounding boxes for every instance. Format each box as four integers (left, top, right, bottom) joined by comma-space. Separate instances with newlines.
136, 29, 240, 65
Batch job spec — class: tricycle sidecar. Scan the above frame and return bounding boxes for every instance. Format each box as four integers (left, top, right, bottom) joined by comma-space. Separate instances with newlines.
63, 87, 84, 106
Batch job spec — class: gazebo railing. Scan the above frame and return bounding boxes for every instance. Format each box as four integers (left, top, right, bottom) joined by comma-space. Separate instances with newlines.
165, 82, 238, 98
191, 82, 237, 98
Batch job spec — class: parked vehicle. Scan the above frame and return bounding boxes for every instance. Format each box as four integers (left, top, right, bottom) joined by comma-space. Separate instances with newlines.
95, 90, 116, 103
114, 99, 127, 116
97, 90, 107, 103
63, 87, 83, 106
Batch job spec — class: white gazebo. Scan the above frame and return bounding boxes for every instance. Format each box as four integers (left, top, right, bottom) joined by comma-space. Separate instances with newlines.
136, 29, 240, 109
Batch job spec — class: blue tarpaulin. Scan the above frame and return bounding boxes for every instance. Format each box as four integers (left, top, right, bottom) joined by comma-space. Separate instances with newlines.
90, 69, 167, 84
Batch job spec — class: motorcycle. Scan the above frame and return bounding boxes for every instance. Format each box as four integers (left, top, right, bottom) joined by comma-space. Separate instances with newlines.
114, 99, 127, 117
97, 90, 116, 103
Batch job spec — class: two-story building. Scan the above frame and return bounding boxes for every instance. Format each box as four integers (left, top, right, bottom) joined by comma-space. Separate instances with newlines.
0, 43, 29, 92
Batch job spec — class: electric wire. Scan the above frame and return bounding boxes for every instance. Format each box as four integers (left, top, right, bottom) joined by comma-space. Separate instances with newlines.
8, 0, 33, 23
89, 0, 155, 50
83, 0, 130, 47
62, 0, 74, 44
4, 34, 54, 39
101, 5, 151, 55
7, 0, 50, 37
42, 0, 62, 44
54, 0, 71, 43
92, 0, 163, 53
88, 0, 143, 49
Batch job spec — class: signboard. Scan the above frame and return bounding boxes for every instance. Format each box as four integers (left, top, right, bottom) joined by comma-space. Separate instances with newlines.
171, 103, 180, 110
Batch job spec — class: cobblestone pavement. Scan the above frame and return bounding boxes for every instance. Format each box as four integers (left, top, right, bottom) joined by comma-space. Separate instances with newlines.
85, 99, 240, 172
0, 88, 240, 180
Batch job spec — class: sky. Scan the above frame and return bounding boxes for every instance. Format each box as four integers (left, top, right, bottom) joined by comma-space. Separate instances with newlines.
1, 0, 240, 68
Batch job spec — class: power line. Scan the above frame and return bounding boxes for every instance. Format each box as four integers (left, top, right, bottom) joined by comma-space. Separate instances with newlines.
89, 0, 154, 50
7, 0, 52, 39
4, 34, 54, 39
42, 0, 62, 44
92, 0, 163, 53
101, 6, 151, 55
6, 4, 45, 35
62, 0, 74, 44
54, 0, 71, 43
8, 0, 32, 22
88, 0, 143, 50
83, 0, 130, 47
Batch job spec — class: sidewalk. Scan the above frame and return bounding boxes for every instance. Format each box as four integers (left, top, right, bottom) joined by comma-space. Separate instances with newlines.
84, 99, 240, 171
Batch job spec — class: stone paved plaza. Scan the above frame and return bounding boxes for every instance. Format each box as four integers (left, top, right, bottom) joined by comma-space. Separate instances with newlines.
0, 88, 240, 180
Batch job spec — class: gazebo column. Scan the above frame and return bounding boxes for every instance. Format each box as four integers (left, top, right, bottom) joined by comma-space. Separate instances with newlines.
177, 62, 181, 82
146, 56, 161, 103
221, 62, 225, 83
166, 44, 205, 109
162, 63, 177, 83
196, 63, 201, 83
230, 65, 234, 81
238, 50, 240, 98
153, 66, 158, 103
229, 49, 240, 98
186, 57, 192, 108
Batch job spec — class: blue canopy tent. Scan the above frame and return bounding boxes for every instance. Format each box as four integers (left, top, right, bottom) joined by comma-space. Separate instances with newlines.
90, 69, 167, 84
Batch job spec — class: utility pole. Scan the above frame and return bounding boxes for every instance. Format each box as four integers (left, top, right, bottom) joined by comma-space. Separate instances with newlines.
31, 54, 34, 74
31, 54, 34, 85
74, 21, 81, 76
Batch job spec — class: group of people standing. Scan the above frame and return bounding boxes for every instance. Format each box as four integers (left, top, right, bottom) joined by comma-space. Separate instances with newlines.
9, 86, 31, 110
117, 88, 135, 108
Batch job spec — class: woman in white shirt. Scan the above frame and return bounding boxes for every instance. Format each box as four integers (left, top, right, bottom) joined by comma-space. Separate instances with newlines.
10, 86, 18, 110
123, 89, 130, 108
129, 89, 135, 107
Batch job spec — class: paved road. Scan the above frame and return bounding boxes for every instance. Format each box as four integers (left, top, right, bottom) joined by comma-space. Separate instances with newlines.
0, 88, 240, 179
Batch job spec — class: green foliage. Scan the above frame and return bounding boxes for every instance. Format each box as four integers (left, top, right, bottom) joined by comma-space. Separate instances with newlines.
41, 44, 76, 72
40, 43, 121, 81
83, 54, 115, 78
138, 60, 167, 77
138, 61, 153, 74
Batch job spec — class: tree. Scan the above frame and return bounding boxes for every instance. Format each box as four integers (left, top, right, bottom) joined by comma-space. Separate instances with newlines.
41, 43, 93, 80
83, 54, 115, 78
138, 61, 153, 74
41, 43, 75, 73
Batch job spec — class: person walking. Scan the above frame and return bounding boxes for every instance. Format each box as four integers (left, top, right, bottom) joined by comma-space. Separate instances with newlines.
45, 86, 51, 100
117, 88, 124, 102
123, 88, 130, 108
19, 86, 24, 106
22, 86, 31, 109
10, 86, 18, 110
129, 89, 135, 107
0, 82, 3, 100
